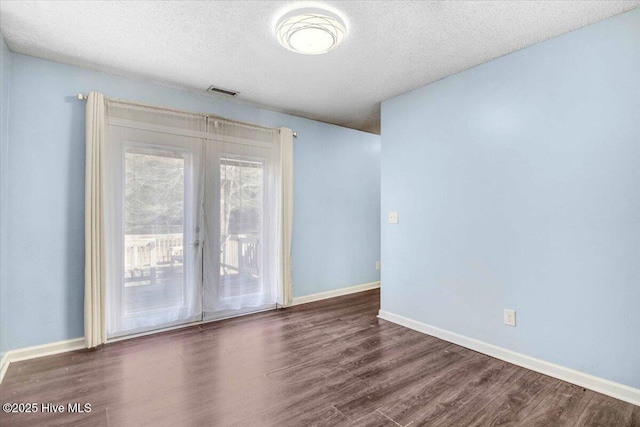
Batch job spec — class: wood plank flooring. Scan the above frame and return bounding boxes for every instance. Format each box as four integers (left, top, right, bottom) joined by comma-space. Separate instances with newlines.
0, 289, 637, 426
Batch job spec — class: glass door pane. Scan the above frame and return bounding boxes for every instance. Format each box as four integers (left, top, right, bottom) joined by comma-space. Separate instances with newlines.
124, 148, 186, 315
219, 157, 264, 300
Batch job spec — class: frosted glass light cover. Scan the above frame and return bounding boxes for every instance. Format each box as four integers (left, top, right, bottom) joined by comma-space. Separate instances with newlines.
276, 8, 346, 55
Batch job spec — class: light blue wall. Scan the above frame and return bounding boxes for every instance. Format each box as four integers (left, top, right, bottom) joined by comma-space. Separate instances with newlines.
381, 8, 640, 389
0, 35, 11, 359
3, 53, 380, 352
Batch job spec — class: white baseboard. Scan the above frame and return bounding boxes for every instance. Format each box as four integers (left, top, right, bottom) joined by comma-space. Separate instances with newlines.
378, 310, 640, 407
0, 352, 9, 384
0, 338, 85, 383
291, 281, 380, 306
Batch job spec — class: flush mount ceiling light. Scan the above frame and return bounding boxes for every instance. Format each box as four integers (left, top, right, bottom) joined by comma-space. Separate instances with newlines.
275, 8, 346, 55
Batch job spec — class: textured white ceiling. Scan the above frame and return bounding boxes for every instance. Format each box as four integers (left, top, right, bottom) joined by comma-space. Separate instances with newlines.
1, 1, 638, 134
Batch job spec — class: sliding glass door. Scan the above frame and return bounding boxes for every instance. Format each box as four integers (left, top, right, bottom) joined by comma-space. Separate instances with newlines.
105, 118, 280, 337
105, 126, 203, 338
203, 139, 279, 320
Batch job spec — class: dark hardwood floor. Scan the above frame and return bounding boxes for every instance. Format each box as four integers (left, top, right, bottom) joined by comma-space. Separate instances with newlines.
0, 289, 637, 426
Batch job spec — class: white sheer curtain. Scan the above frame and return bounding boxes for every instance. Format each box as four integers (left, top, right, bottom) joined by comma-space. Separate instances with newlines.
85, 93, 295, 340
202, 118, 281, 318
103, 100, 206, 338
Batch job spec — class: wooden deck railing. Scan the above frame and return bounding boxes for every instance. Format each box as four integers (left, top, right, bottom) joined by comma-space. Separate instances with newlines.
124, 233, 260, 286
220, 234, 259, 276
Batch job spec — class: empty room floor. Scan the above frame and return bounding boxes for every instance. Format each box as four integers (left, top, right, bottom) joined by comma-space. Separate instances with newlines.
0, 289, 637, 426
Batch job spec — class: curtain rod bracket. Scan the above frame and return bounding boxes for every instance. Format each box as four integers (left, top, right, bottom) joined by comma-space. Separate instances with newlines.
77, 93, 88, 100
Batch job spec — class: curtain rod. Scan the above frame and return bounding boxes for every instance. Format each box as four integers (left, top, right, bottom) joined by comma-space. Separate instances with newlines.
77, 93, 298, 137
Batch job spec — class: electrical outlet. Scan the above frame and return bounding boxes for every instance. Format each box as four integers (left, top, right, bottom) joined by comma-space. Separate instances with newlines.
504, 309, 516, 327
388, 212, 399, 224
376, 261, 381, 270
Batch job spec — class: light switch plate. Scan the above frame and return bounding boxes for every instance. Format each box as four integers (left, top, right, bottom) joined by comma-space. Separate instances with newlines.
388, 212, 399, 224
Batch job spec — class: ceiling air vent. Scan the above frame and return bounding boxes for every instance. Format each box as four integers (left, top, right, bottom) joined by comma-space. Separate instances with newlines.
207, 85, 239, 97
